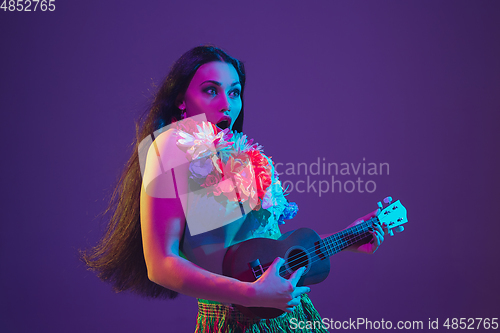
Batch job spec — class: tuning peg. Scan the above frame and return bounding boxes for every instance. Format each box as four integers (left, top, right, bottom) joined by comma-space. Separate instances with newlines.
388, 229, 394, 236
377, 201, 383, 209
383, 196, 393, 204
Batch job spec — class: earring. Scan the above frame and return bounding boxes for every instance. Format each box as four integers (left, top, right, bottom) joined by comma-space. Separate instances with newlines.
180, 107, 186, 119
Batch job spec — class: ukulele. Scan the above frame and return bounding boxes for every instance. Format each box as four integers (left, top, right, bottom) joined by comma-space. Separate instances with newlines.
222, 197, 408, 319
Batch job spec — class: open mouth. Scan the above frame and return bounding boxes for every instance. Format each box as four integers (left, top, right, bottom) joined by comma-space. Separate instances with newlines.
216, 120, 229, 130
216, 116, 232, 130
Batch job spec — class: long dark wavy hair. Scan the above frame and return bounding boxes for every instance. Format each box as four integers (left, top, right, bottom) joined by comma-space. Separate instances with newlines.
80, 45, 246, 299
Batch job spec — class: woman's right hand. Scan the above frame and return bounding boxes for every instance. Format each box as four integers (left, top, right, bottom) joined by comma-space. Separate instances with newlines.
250, 257, 310, 312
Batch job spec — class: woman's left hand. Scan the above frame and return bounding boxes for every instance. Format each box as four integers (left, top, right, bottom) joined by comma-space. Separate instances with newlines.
345, 208, 403, 254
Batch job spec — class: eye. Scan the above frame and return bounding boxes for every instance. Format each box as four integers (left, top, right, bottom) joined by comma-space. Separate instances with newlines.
229, 89, 241, 98
203, 86, 218, 97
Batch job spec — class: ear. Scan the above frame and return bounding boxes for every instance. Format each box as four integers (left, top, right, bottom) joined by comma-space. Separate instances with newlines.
176, 96, 186, 110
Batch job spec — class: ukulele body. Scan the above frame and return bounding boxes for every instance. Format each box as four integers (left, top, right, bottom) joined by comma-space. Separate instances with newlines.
222, 228, 331, 319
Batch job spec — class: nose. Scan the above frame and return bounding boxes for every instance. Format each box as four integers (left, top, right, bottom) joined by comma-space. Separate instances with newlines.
219, 93, 231, 113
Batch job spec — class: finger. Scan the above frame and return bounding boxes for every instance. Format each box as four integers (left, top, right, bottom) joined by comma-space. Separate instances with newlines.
369, 229, 383, 246
292, 286, 310, 298
287, 296, 302, 307
262, 258, 285, 280
285, 296, 302, 313
351, 218, 364, 227
269, 257, 285, 274
381, 222, 395, 236
371, 223, 384, 238
375, 230, 384, 244
288, 266, 306, 286
373, 223, 384, 235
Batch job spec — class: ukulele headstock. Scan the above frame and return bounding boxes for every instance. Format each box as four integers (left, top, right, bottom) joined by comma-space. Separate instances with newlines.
376, 197, 408, 231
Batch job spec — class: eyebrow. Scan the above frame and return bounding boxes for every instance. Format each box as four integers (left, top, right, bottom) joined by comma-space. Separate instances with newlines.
200, 80, 241, 87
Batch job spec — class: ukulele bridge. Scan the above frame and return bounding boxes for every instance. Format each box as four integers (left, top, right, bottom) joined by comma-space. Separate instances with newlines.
249, 259, 264, 279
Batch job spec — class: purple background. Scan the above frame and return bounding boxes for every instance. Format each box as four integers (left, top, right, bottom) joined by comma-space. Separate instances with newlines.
1, 1, 499, 332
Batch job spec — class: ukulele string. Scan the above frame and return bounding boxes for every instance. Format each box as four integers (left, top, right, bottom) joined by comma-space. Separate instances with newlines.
261, 220, 372, 272
287, 231, 372, 275
283, 219, 373, 268
258, 219, 376, 275
259, 231, 370, 279
280, 216, 402, 276
280, 231, 371, 276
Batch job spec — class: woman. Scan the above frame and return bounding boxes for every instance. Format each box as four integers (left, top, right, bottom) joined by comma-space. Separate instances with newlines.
82, 45, 393, 332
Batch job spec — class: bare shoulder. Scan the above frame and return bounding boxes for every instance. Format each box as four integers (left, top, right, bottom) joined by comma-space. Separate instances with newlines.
141, 128, 189, 199
146, 128, 184, 160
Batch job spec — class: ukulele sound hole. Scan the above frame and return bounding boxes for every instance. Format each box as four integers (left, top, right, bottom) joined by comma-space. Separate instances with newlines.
284, 246, 311, 276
